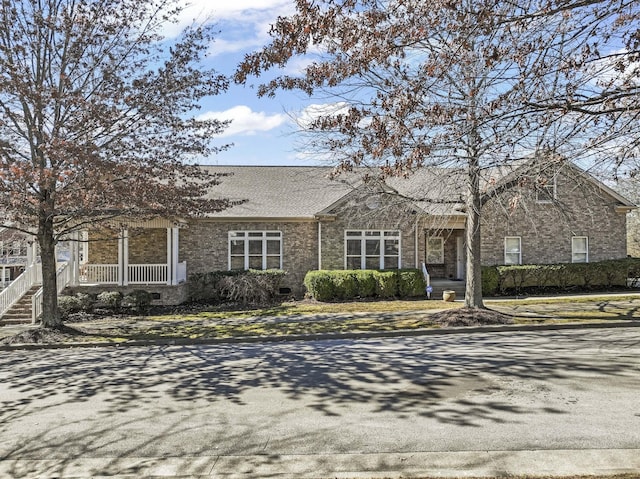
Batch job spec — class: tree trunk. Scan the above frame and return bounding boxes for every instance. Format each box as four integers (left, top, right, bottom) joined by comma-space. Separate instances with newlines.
38, 214, 61, 329
464, 155, 485, 309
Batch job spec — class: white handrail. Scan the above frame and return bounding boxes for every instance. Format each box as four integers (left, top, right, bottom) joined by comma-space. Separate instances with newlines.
421, 262, 432, 299
0, 263, 41, 317
32, 262, 71, 324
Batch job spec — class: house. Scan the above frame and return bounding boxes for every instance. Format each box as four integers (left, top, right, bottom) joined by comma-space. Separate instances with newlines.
0, 227, 32, 290
66, 162, 635, 302
1, 161, 636, 315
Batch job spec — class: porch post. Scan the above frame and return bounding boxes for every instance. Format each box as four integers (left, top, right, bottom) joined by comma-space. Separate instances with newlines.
172, 227, 179, 285
118, 228, 129, 286
166, 228, 172, 285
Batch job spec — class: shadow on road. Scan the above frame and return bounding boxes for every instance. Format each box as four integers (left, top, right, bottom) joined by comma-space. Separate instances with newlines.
0, 329, 638, 477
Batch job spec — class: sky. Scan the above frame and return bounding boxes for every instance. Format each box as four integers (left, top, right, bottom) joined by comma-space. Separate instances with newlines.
168, 0, 317, 166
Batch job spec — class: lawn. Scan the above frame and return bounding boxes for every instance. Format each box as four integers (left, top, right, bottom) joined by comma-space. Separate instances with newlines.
2, 294, 639, 346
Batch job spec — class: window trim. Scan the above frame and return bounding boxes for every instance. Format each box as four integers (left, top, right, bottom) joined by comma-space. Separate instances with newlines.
571, 236, 589, 263
228, 231, 283, 270
504, 236, 522, 265
426, 236, 445, 264
344, 230, 401, 270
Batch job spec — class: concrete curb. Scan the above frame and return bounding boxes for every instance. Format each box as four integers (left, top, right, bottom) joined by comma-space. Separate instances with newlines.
2, 448, 640, 478
1, 320, 640, 352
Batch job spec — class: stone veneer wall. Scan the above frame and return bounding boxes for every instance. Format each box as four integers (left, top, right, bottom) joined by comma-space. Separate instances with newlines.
481, 172, 628, 265
180, 220, 318, 296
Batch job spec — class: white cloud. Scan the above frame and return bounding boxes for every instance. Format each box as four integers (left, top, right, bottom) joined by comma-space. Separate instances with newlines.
297, 102, 351, 129
199, 105, 288, 137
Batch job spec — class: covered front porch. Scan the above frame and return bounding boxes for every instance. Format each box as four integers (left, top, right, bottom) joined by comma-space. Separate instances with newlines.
74, 220, 187, 287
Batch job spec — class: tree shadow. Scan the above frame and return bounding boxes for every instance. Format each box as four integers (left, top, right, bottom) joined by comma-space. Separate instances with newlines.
0, 329, 638, 477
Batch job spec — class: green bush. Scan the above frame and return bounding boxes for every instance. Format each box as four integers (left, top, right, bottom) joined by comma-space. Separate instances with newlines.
332, 271, 358, 300
374, 271, 398, 298
97, 291, 123, 310
481, 266, 499, 295
304, 269, 425, 301
123, 290, 152, 314
304, 270, 336, 301
75, 292, 95, 312
397, 269, 427, 298
353, 270, 376, 297
487, 258, 634, 295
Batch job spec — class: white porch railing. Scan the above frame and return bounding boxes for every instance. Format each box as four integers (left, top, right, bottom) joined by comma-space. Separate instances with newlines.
32, 262, 71, 324
0, 263, 41, 318
78, 263, 186, 285
128, 264, 167, 284
79, 264, 119, 284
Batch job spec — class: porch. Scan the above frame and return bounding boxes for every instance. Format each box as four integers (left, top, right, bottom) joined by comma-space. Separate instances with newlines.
74, 221, 187, 287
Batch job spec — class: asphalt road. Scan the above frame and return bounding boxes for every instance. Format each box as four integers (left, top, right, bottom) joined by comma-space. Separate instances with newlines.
1, 328, 639, 478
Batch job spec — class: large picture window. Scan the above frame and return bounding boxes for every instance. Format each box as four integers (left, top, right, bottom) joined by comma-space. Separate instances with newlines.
571, 236, 588, 263
229, 231, 282, 270
504, 237, 522, 265
426, 236, 444, 264
345, 230, 400, 270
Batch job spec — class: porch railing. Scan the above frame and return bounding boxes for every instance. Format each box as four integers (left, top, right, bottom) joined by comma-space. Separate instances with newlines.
78, 263, 186, 285
128, 264, 167, 284
0, 263, 41, 318
79, 264, 119, 284
32, 262, 71, 324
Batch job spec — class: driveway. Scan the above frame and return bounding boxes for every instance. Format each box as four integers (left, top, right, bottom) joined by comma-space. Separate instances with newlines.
1, 328, 639, 478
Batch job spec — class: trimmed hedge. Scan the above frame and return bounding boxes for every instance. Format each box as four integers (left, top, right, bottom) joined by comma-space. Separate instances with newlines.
304, 269, 426, 301
481, 257, 640, 295
188, 269, 287, 305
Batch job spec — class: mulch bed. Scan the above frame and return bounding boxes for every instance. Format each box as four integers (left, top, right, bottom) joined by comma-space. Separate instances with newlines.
429, 307, 514, 327
0, 325, 86, 345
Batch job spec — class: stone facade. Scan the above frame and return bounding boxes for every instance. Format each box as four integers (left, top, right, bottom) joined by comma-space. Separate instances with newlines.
481, 170, 628, 264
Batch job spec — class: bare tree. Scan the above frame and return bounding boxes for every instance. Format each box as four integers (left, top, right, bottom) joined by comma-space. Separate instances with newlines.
0, 0, 232, 329
236, 0, 639, 308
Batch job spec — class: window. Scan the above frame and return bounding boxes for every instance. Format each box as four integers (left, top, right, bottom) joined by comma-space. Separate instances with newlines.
229, 231, 282, 270
504, 237, 522, 265
536, 176, 556, 203
345, 230, 400, 269
572, 236, 588, 263
426, 236, 444, 264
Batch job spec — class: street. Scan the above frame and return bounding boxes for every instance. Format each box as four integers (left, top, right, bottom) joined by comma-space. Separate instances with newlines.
1, 328, 639, 478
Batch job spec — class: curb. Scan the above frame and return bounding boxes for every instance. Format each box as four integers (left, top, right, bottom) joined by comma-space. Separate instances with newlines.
2, 320, 640, 352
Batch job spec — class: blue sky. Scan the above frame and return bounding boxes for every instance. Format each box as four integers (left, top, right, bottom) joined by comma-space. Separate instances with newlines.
167, 0, 318, 166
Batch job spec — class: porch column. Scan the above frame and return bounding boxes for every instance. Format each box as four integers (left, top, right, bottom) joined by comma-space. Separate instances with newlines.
118, 228, 129, 286
171, 227, 179, 285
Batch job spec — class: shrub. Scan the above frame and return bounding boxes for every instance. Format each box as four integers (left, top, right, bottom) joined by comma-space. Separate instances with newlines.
332, 271, 358, 300
219, 269, 286, 305
97, 291, 123, 310
75, 292, 95, 312
481, 266, 499, 295
374, 271, 398, 298
397, 269, 426, 298
188, 270, 242, 303
58, 295, 83, 319
353, 270, 376, 298
123, 290, 152, 314
304, 269, 427, 301
304, 270, 336, 301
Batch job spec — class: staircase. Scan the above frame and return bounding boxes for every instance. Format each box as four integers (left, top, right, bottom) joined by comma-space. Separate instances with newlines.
0, 285, 39, 324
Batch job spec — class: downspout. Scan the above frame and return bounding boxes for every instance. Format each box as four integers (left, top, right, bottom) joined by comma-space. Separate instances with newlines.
317, 221, 322, 270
